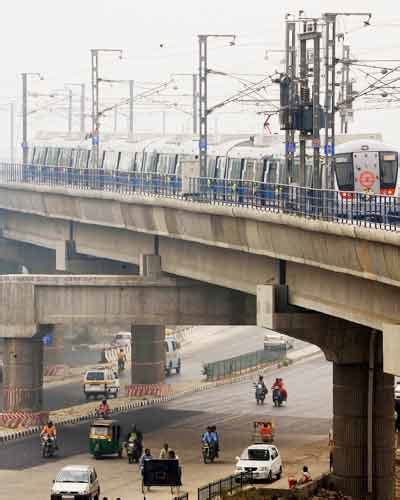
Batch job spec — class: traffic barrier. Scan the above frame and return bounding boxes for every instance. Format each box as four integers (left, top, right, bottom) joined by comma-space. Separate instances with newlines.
44, 364, 67, 377
0, 411, 49, 429
198, 472, 252, 500
125, 384, 173, 398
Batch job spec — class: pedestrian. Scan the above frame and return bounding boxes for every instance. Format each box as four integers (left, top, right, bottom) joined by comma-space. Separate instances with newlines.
328, 429, 334, 472
159, 443, 170, 459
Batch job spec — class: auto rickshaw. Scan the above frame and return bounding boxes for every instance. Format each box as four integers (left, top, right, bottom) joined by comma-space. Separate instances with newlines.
251, 420, 274, 443
89, 419, 123, 459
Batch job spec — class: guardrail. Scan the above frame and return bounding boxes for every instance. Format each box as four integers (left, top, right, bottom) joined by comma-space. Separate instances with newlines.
198, 472, 252, 500
203, 346, 286, 381
1, 162, 400, 231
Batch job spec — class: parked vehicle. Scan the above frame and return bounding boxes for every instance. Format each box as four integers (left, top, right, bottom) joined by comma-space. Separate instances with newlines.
165, 336, 182, 376
51, 465, 100, 500
89, 419, 123, 459
235, 444, 282, 482
83, 367, 119, 400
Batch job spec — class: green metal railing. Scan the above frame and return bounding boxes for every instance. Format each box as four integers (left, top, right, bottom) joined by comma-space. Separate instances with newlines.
203, 345, 287, 381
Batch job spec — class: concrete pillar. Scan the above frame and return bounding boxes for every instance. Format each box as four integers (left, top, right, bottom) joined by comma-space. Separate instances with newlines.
332, 350, 394, 500
43, 326, 64, 366
131, 326, 165, 385
3, 335, 43, 411
140, 254, 162, 279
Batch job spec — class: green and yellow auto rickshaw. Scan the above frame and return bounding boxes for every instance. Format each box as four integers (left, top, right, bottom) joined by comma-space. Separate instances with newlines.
89, 419, 123, 459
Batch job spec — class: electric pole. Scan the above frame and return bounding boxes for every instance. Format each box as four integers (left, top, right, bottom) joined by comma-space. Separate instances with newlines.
10, 102, 15, 163
129, 80, 134, 138
114, 105, 118, 133
21, 72, 42, 165
198, 34, 236, 178
90, 49, 122, 168
284, 20, 296, 183
68, 88, 73, 134
66, 83, 86, 137
340, 45, 351, 134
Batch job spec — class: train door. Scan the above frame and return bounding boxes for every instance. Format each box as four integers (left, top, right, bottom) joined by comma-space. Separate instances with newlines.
354, 151, 380, 194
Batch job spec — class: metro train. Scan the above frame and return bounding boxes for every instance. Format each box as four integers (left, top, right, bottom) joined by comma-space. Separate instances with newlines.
28, 135, 313, 190
28, 135, 400, 203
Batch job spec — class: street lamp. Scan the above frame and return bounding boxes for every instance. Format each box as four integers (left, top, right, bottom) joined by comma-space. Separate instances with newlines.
170, 73, 198, 134
21, 72, 43, 165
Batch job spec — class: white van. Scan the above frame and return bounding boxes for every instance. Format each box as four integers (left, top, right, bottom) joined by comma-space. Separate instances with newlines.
83, 367, 120, 400
165, 337, 181, 375
112, 331, 131, 347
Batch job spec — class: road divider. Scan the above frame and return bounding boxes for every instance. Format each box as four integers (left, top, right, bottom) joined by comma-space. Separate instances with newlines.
125, 384, 172, 398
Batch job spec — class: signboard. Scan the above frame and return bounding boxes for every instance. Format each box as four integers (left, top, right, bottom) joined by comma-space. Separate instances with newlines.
42, 334, 53, 346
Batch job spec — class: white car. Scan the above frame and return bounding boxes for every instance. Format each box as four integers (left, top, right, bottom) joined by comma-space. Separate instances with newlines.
395, 380, 400, 400
83, 367, 120, 400
51, 465, 100, 499
165, 336, 182, 375
235, 444, 283, 482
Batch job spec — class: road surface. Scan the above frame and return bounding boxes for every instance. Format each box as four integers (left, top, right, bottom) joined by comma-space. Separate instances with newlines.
1, 326, 307, 411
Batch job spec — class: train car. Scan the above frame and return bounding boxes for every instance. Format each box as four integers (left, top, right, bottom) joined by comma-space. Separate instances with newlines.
334, 139, 400, 220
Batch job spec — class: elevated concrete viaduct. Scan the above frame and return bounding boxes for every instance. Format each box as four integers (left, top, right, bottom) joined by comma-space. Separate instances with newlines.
0, 183, 399, 498
0, 272, 255, 411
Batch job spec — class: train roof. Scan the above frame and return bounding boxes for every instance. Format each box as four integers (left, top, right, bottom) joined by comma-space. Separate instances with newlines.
335, 139, 400, 154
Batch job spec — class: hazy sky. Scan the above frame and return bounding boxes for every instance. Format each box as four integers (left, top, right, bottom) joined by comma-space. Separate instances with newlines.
1, 0, 400, 156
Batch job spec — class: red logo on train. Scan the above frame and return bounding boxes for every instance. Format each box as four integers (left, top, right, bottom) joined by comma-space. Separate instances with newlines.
358, 171, 377, 189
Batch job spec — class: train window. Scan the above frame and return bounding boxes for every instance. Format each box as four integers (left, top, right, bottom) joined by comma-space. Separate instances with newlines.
36, 147, 47, 165
167, 155, 177, 175
216, 158, 226, 179
176, 154, 196, 176
46, 147, 59, 166
266, 161, 278, 183
135, 153, 143, 172
335, 154, 354, 190
228, 158, 242, 180
379, 152, 398, 187
76, 150, 89, 169
253, 160, 264, 182
58, 148, 73, 168
103, 151, 118, 171
143, 152, 157, 173
291, 159, 300, 184
242, 159, 255, 181
119, 152, 135, 172
157, 154, 168, 174
206, 157, 216, 178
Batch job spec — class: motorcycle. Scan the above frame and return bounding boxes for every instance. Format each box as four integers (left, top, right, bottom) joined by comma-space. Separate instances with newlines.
255, 383, 267, 405
202, 442, 217, 464
118, 359, 125, 373
95, 408, 110, 419
126, 439, 142, 464
41, 434, 56, 458
272, 388, 286, 407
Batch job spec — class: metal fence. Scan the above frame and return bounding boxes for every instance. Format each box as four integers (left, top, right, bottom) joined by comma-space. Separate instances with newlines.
198, 472, 252, 500
1, 161, 400, 231
203, 346, 286, 381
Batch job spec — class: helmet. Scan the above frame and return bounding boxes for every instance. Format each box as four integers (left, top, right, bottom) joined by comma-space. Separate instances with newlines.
102, 399, 107, 405
47, 421, 53, 427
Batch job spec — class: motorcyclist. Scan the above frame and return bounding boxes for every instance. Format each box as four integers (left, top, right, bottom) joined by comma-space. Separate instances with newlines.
271, 378, 283, 391
97, 399, 111, 418
117, 349, 126, 371
210, 425, 220, 457
202, 426, 214, 445
255, 376, 268, 398
260, 421, 273, 441
125, 424, 143, 457
40, 420, 58, 449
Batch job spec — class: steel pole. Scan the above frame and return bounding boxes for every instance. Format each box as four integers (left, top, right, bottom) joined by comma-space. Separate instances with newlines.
10, 102, 15, 163
192, 73, 198, 134
68, 88, 73, 134
129, 80, 134, 138
22, 73, 28, 165
80, 83, 85, 136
